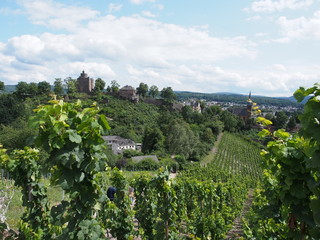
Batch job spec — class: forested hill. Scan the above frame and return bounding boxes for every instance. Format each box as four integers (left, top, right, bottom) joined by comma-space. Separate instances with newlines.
175, 91, 301, 107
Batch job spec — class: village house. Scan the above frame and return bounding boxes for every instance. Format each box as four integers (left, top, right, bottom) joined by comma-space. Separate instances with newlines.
102, 135, 136, 154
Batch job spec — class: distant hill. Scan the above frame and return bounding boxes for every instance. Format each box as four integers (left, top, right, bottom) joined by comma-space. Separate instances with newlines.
174, 91, 302, 108
4, 85, 16, 93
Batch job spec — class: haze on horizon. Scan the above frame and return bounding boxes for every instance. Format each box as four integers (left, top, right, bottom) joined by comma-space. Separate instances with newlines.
1, 0, 320, 97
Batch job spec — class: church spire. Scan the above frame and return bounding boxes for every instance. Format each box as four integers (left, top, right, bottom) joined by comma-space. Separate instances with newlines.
249, 91, 251, 100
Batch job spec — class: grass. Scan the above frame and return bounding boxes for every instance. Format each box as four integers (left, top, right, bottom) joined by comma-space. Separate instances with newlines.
6, 179, 64, 230
6, 188, 23, 230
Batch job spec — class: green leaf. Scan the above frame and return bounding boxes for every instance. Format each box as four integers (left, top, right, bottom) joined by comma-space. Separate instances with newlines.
67, 130, 82, 143
258, 129, 271, 138
98, 114, 110, 134
310, 198, 320, 225
294, 87, 307, 102
273, 129, 290, 139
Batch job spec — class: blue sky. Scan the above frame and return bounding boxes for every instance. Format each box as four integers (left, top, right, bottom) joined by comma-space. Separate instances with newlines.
1, 0, 320, 96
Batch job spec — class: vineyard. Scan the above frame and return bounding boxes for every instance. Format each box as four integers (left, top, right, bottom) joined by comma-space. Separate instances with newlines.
0, 99, 263, 239
1, 84, 320, 239
211, 132, 263, 182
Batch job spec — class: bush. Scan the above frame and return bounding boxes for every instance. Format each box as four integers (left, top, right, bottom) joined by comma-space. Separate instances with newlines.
123, 149, 141, 158
159, 158, 178, 172
134, 158, 160, 171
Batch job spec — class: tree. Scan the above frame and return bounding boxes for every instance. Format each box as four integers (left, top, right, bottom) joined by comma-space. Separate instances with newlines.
181, 106, 194, 123
136, 82, 149, 98
204, 105, 222, 118
54, 78, 64, 96
15, 81, 30, 98
148, 85, 159, 98
264, 112, 274, 121
0, 94, 25, 125
0, 81, 4, 91
94, 78, 106, 93
28, 82, 38, 96
274, 111, 288, 129
160, 87, 176, 102
64, 77, 77, 94
166, 120, 197, 159
37, 81, 51, 95
110, 80, 120, 93
142, 127, 164, 154
220, 111, 239, 132
286, 115, 296, 130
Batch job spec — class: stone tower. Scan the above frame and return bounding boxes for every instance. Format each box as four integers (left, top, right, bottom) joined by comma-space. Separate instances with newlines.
77, 70, 94, 94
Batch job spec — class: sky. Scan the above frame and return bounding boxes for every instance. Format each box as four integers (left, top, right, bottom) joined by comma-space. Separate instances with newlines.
1, 0, 320, 97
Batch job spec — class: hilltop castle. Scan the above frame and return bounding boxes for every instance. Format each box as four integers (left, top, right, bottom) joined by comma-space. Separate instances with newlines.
77, 70, 94, 94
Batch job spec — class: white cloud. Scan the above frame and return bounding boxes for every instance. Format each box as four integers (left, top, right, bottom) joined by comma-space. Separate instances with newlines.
248, 0, 314, 13
108, 3, 122, 13
272, 64, 287, 71
141, 11, 156, 18
19, 0, 99, 31
246, 15, 262, 21
129, 0, 155, 5
1, 0, 318, 96
277, 11, 320, 40
5, 35, 45, 64
154, 4, 164, 10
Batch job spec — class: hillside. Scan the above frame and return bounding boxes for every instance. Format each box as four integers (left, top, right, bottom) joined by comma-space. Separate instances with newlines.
175, 91, 302, 107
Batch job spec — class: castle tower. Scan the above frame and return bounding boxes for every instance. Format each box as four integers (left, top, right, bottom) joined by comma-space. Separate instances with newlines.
77, 70, 94, 94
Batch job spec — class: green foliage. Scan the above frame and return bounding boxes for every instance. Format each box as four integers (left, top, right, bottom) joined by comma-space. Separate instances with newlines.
15, 82, 30, 99
103, 168, 135, 240
102, 96, 160, 142
132, 168, 248, 239
37, 81, 51, 95
0, 94, 25, 125
28, 99, 110, 238
148, 85, 159, 98
136, 82, 148, 98
220, 110, 241, 132
0, 146, 51, 239
135, 158, 160, 171
273, 111, 289, 129
94, 78, 106, 93
245, 83, 320, 239
0, 81, 4, 91
208, 132, 263, 183
160, 87, 176, 102
0, 118, 36, 151
123, 149, 141, 158
166, 120, 198, 159
287, 115, 297, 130
142, 127, 164, 154
110, 80, 120, 93
294, 84, 320, 233
64, 77, 77, 96
53, 78, 64, 96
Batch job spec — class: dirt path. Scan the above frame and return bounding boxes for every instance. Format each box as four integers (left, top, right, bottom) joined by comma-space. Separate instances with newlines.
200, 132, 224, 167
225, 188, 254, 239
